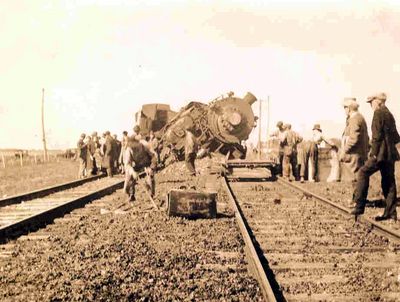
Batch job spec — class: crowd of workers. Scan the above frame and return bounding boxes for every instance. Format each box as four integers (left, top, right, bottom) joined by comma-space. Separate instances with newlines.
76, 124, 199, 204
76, 125, 159, 202
270, 93, 399, 221
75, 92, 399, 221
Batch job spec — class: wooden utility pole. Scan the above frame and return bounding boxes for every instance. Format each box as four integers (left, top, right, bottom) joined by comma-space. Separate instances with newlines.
266, 96, 270, 139
258, 99, 262, 160
41, 88, 48, 161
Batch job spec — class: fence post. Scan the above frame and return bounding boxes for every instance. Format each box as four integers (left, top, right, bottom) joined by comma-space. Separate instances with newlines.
1, 154, 5, 168
19, 151, 23, 167
34, 154, 37, 164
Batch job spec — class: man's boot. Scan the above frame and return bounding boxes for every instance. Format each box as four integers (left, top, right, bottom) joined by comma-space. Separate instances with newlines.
351, 203, 365, 215
375, 210, 397, 222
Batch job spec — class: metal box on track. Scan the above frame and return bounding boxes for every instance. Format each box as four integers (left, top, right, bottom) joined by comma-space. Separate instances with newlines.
166, 190, 217, 219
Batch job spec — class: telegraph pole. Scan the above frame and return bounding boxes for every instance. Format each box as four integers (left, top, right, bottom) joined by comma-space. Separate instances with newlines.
41, 88, 48, 161
258, 99, 262, 160
266, 95, 270, 140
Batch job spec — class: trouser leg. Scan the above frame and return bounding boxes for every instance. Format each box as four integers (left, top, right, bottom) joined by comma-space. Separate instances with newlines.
278, 151, 284, 176
78, 159, 86, 178
185, 153, 196, 175
92, 159, 98, 174
313, 150, 319, 181
353, 158, 380, 210
291, 152, 298, 180
380, 161, 397, 217
308, 145, 318, 181
300, 155, 308, 178
348, 154, 364, 182
282, 154, 291, 178
145, 170, 155, 197
123, 167, 136, 201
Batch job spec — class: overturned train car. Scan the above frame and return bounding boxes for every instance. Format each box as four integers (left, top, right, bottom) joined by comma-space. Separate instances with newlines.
135, 104, 176, 136
159, 92, 257, 161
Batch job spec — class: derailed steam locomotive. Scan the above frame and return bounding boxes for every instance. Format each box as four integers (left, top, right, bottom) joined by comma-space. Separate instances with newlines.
157, 92, 257, 161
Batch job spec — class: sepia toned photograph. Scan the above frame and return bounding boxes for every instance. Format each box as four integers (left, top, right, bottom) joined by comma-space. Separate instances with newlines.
1, 1, 400, 301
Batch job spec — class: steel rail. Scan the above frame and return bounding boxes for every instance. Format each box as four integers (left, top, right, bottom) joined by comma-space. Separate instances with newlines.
0, 179, 124, 243
222, 176, 277, 302
277, 177, 400, 243
0, 174, 105, 208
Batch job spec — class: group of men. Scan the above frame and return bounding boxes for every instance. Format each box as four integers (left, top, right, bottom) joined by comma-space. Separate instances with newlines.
77, 126, 159, 203
271, 92, 399, 221
76, 131, 122, 179
271, 122, 331, 183
349, 93, 399, 221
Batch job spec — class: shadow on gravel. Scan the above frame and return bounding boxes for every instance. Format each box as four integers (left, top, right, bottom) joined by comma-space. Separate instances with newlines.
216, 213, 234, 219
249, 232, 288, 302
365, 198, 400, 208
227, 176, 277, 182
158, 180, 189, 184
237, 204, 287, 301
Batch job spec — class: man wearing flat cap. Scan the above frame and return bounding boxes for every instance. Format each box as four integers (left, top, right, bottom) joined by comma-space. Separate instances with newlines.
270, 121, 286, 176
340, 98, 369, 183
352, 92, 400, 221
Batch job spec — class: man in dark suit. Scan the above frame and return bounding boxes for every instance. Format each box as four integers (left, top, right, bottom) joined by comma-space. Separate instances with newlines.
351, 93, 400, 221
102, 131, 114, 178
340, 98, 370, 182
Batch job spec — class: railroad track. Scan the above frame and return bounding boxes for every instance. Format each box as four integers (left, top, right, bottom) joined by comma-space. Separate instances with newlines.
1, 159, 265, 301
0, 176, 124, 243
223, 166, 400, 301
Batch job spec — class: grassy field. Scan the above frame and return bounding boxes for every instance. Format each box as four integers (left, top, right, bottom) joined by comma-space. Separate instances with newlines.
0, 159, 79, 198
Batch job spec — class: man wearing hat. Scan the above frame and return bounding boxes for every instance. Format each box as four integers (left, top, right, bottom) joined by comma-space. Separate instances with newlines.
352, 93, 400, 221
281, 124, 302, 181
132, 125, 142, 141
270, 121, 286, 176
340, 98, 369, 183
101, 131, 115, 177
91, 131, 101, 174
309, 124, 331, 182
77, 133, 87, 179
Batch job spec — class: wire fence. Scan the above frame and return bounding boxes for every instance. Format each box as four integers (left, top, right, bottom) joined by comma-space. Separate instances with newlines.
0, 152, 74, 169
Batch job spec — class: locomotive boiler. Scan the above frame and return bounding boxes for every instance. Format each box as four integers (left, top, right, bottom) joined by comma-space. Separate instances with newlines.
159, 92, 257, 162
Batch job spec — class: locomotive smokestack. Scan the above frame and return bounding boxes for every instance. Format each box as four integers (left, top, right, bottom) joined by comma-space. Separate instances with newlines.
243, 92, 257, 105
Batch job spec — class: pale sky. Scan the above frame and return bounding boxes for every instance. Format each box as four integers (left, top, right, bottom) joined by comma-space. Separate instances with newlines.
1, 0, 400, 149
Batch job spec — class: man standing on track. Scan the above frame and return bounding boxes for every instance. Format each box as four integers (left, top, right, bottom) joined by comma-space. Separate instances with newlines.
123, 136, 157, 202
102, 131, 114, 178
351, 92, 400, 221
270, 121, 286, 177
281, 124, 302, 181
112, 134, 122, 174
77, 133, 87, 179
184, 129, 198, 176
119, 131, 129, 174
309, 124, 332, 182
340, 98, 369, 183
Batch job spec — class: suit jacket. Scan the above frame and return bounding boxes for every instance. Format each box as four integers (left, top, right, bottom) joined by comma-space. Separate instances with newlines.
77, 139, 87, 160
102, 136, 114, 168
283, 130, 302, 155
370, 106, 400, 162
342, 112, 369, 161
